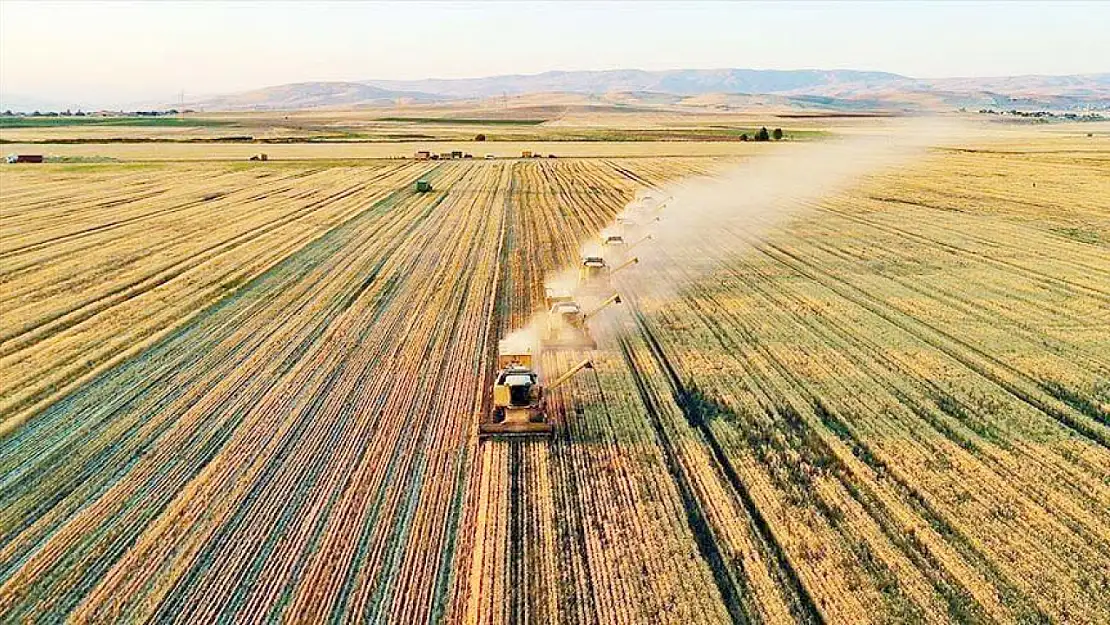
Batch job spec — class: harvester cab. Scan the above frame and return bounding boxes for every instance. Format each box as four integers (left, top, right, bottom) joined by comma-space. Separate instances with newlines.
577, 255, 638, 294
483, 344, 549, 437
480, 340, 595, 439
544, 286, 574, 309
577, 256, 610, 292
601, 229, 626, 248
601, 234, 628, 263
551, 301, 585, 329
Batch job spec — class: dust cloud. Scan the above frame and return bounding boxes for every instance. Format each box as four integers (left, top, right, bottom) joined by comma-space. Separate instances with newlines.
608, 118, 969, 299
498, 314, 544, 351
508, 118, 968, 360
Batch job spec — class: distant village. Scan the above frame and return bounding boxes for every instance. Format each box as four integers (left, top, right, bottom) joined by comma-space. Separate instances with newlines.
973, 108, 1105, 121
1, 109, 193, 117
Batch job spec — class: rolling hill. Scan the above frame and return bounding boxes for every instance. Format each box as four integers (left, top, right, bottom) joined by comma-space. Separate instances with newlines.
187, 82, 442, 111
185, 70, 1110, 112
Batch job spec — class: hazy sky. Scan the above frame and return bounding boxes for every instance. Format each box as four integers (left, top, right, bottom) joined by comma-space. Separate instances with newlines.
1, 0, 1107, 108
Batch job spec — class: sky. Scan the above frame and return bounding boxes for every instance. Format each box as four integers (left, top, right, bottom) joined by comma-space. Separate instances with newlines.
1, 0, 1107, 109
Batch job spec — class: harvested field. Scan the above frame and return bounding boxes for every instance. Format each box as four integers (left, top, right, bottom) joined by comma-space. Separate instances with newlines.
0, 160, 430, 432
0, 108, 834, 145
0, 140, 771, 161
1, 131, 1108, 623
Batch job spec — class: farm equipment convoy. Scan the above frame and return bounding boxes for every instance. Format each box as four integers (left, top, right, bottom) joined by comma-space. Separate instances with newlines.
478, 258, 635, 440
479, 205, 656, 440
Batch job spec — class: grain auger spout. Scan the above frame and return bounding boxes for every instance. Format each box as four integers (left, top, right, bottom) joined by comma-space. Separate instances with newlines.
611, 257, 639, 276
545, 358, 594, 392
626, 234, 653, 253
583, 293, 622, 320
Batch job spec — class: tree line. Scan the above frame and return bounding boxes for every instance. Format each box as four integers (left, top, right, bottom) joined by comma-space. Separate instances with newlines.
740, 127, 784, 142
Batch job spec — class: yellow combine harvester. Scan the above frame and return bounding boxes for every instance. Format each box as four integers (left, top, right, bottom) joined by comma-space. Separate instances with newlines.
479, 341, 594, 439
478, 235, 643, 439
577, 255, 638, 294
541, 292, 622, 350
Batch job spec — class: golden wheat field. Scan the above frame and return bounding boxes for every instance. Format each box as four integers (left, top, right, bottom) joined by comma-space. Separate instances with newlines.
1, 125, 1108, 624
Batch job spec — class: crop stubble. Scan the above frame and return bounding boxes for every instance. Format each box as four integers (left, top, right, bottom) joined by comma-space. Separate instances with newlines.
1, 141, 1108, 623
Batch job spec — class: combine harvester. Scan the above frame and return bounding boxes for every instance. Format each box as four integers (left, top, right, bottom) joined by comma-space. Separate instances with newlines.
577, 255, 638, 295
479, 277, 629, 440
479, 342, 595, 438
541, 292, 622, 351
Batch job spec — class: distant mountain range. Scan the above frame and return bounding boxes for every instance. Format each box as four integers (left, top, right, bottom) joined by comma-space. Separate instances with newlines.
364, 69, 1110, 112
363, 68, 911, 99
188, 82, 442, 112
6, 68, 1109, 113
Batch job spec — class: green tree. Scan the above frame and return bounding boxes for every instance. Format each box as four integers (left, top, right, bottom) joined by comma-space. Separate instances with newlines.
475, 133, 486, 141
755, 127, 770, 141
772, 128, 783, 140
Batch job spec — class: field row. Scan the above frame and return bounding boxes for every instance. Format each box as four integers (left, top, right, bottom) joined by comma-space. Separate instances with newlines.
0, 158, 713, 623
2, 141, 1107, 623
600, 143, 1110, 623
0, 161, 429, 432
459, 140, 1109, 623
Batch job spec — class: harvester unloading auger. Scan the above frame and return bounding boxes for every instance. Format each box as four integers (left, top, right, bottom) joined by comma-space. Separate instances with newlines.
478, 342, 595, 439
626, 234, 653, 253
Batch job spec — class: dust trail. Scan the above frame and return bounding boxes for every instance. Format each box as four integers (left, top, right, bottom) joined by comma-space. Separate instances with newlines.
497, 313, 546, 372
509, 118, 966, 358
606, 118, 969, 303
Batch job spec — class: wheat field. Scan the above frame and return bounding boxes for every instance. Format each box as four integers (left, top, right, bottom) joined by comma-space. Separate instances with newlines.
1, 127, 1108, 623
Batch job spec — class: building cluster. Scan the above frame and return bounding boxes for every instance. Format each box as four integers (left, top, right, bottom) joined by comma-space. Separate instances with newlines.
976, 109, 1105, 121
1, 109, 195, 118
413, 149, 558, 160
414, 150, 472, 160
